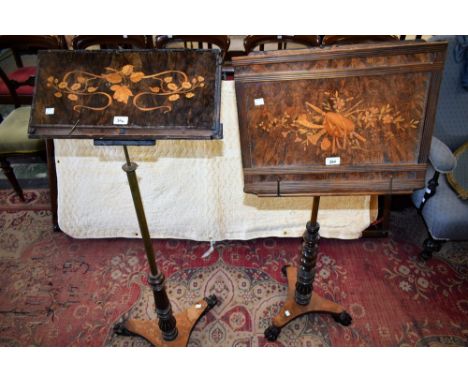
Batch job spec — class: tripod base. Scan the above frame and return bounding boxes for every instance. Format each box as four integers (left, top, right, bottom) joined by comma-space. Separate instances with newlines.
264, 266, 352, 342
114, 295, 217, 347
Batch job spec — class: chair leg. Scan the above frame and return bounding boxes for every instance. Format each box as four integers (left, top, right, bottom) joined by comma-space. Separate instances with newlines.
0, 157, 25, 201
419, 236, 444, 261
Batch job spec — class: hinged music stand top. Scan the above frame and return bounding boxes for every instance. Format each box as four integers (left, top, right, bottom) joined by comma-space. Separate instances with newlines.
28, 49, 222, 140
233, 41, 447, 196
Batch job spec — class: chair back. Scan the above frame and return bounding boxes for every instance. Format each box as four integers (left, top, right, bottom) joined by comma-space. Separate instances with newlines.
243, 35, 320, 54
430, 35, 468, 150
0, 35, 65, 107
72, 35, 152, 50
321, 35, 399, 46
155, 35, 230, 62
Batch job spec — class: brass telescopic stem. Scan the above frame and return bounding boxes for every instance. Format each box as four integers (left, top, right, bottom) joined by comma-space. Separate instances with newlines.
122, 145, 178, 341
122, 145, 158, 276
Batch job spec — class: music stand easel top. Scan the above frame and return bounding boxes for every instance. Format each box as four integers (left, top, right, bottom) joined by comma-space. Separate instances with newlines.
233, 40, 448, 196
28, 49, 222, 141
232, 41, 449, 342
27, 49, 223, 346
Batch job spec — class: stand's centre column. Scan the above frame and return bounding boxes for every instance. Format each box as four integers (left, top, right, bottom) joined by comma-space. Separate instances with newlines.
120, 146, 178, 341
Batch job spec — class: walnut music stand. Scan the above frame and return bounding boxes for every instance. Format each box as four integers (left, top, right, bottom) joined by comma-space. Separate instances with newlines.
233, 41, 447, 341
29, 49, 223, 346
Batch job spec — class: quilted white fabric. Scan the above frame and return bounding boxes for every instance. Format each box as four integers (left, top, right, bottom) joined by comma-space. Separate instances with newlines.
55, 81, 376, 241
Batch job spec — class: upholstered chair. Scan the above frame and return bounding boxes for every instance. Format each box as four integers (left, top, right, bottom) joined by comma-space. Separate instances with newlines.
412, 36, 468, 260
0, 106, 45, 201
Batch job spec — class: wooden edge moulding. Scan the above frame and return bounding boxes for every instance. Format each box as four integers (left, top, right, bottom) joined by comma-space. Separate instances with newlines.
29, 49, 223, 141
233, 41, 447, 196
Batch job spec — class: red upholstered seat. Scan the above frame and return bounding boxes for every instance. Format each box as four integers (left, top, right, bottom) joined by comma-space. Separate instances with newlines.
0, 66, 36, 95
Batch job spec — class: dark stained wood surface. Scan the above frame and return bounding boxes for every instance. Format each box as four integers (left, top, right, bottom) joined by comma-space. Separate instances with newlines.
155, 35, 230, 63
71, 35, 152, 49
321, 35, 399, 46
233, 41, 448, 196
29, 49, 222, 140
243, 35, 320, 54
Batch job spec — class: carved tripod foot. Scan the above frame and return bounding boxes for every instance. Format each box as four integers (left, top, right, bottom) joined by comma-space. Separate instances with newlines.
264, 266, 351, 342
114, 295, 218, 347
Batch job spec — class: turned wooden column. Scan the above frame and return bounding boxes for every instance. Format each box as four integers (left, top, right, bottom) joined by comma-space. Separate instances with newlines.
264, 196, 352, 342
295, 196, 320, 305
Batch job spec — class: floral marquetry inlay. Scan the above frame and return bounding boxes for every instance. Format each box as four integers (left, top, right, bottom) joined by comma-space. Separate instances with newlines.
46, 64, 205, 113
257, 90, 421, 160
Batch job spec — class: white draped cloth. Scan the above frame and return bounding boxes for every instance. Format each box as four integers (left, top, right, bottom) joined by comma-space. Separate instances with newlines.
55, 81, 376, 241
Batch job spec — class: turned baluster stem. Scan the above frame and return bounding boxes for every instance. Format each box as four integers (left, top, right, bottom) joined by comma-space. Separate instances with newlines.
295, 196, 320, 305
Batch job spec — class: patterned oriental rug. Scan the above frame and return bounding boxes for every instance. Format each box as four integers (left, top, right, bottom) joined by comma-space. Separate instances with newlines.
0, 189, 50, 212
0, 201, 467, 346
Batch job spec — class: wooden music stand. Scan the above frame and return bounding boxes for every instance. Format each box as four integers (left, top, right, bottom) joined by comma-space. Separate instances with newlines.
29, 49, 223, 346
233, 41, 447, 341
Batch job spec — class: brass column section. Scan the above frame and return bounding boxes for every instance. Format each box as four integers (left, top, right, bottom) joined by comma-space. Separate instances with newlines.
295, 196, 320, 305
122, 146, 178, 341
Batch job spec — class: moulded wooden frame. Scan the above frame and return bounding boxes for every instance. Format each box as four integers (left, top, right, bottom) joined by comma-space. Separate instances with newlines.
233, 41, 448, 196
28, 49, 222, 140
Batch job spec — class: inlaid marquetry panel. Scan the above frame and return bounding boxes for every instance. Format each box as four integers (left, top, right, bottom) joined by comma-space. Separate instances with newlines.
29, 49, 222, 140
233, 41, 447, 195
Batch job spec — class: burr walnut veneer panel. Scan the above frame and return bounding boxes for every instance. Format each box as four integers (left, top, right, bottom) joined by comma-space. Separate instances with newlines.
29, 49, 222, 140
233, 41, 447, 196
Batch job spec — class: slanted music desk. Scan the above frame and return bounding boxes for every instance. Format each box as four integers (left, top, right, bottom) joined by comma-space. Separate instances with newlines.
29, 49, 223, 346
233, 41, 447, 341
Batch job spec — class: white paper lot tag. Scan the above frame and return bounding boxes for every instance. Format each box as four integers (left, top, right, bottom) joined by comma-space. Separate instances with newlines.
113, 116, 128, 125
325, 157, 341, 166
254, 98, 264, 106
